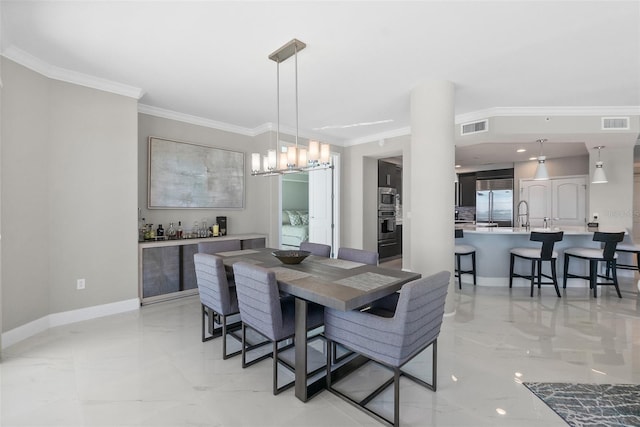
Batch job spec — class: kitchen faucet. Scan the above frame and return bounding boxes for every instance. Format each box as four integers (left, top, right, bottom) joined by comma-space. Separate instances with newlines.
517, 200, 530, 230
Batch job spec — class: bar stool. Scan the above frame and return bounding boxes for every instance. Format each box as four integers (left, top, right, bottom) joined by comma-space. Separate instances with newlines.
563, 231, 625, 298
454, 229, 476, 289
509, 231, 564, 297
614, 229, 640, 272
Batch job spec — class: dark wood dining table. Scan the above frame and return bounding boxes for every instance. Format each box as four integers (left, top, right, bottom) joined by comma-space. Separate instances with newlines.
216, 247, 422, 402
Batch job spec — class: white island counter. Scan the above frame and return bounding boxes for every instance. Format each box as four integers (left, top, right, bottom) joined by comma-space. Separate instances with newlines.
454, 225, 629, 286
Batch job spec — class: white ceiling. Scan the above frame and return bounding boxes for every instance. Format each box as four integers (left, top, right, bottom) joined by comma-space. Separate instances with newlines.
1, 1, 639, 158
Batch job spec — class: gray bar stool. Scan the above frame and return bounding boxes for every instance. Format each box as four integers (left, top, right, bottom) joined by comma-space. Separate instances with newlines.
454, 229, 476, 289
509, 231, 564, 297
614, 229, 640, 272
563, 231, 625, 298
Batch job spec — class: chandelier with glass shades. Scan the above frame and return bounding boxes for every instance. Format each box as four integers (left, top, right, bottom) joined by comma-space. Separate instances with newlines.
251, 39, 332, 176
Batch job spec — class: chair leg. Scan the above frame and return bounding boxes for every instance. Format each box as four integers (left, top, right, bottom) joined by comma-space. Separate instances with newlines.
537, 260, 542, 289
509, 254, 515, 288
202, 305, 207, 342
611, 261, 622, 298
272, 341, 279, 395
590, 260, 598, 298
551, 259, 561, 298
326, 340, 333, 390
241, 323, 248, 368
530, 259, 535, 297
222, 314, 228, 358
456, 254, 462, 289
471, 252, 477, 286
394, 368, 400, 427
432, 339, 438, 391
563, 255, 570, 288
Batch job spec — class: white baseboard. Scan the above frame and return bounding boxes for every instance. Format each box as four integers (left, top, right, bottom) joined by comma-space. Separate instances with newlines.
2, 298, 140, 350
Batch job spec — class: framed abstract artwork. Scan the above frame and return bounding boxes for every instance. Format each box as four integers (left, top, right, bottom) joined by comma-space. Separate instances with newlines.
148, 136, 245, 209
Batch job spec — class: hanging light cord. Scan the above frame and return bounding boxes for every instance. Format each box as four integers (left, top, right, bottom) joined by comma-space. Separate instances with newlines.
294, 43, 299, 148
276, 58, 280, 150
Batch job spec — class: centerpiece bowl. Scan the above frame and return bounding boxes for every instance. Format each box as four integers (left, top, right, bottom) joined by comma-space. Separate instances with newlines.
272, 250, 311, 265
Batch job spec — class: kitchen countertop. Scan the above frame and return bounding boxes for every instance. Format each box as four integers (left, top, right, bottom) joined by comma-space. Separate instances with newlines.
455, 225, 622, 235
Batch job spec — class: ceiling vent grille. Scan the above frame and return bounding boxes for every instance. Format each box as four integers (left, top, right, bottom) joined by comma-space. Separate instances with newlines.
602, 117, 629, 130
461, 119, 488, 135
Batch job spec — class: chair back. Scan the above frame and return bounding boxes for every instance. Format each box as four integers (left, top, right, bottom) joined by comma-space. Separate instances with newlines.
337, 247, 378, 265
194, 253, 234, 315
198, 239, 241, 255
455, 229, 463, 238
530, 231, 564, 260
299, 241, 331, 257
593, 231, 625, 260
232, 262, 284, 341
621, 228, 635, 245
392, 271, 450, 363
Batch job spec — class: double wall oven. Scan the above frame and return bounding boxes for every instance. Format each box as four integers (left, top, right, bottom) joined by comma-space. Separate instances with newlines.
378, 187, 398, 258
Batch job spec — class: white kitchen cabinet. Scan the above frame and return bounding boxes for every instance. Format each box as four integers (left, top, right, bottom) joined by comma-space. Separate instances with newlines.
520, 176, 586, 227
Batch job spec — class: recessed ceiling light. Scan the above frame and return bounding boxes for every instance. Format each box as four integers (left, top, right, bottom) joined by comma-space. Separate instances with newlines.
529, 156, 537, 161
516, 148, 526, 153
455, 164, 461, 168
496, 408, 507, 415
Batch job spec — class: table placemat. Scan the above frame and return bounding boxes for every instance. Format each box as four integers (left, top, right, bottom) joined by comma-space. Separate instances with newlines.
215, 249, 261, 257
336, 272, 398, 291
316, 258, 364, 269
271, 267, 312, 282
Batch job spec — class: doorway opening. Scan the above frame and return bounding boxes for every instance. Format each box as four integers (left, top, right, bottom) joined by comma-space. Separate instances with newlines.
279, 154, 340, 257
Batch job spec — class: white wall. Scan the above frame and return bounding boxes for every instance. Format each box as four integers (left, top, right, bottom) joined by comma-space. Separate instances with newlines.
1, 58, 139, 333
589, 145, 635, 230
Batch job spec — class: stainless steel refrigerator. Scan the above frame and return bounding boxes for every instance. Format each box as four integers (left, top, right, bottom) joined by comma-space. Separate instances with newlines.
476, 178, 513, 227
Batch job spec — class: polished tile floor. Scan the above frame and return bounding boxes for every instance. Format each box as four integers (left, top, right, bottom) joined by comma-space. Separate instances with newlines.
2, 275, 639, 426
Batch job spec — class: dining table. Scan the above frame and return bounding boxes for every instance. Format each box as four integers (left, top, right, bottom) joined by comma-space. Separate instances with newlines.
216, 247, 422, 402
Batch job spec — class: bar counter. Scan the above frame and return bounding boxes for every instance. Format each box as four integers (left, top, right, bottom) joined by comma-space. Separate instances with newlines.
454, 225, 630, 286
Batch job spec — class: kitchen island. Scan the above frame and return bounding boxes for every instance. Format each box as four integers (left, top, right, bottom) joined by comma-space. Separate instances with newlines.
455, 225, 631, 286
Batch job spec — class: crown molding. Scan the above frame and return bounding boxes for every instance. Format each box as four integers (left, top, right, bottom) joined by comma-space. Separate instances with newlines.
455, 106, 640, 124
2, 45, 144, 99
138, 104, 346, 145
138, 104, 258, 136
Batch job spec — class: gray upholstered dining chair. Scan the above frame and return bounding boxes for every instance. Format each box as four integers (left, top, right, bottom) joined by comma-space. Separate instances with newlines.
337, 247, 378, 265
299, 241, 331, 257
197, 239, 241, 255
324, 271, 450, 426
563, 231, 625, 298
193, 253, 241, 359
232, 262, 325, 395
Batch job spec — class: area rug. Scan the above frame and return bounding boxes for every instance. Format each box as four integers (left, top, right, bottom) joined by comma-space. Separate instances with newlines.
523, 382, 640, 426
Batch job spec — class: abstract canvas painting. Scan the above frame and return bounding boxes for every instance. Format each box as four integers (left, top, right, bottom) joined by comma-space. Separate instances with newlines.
148, 137, 245, 208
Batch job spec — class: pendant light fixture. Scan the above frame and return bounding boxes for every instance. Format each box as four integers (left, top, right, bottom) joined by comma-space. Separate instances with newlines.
533, 138, 549, 180
251, 39, 332, 176
592, 145, 608, 184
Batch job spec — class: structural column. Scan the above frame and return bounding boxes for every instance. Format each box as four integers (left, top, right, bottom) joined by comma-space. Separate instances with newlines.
409, 81, 455, 288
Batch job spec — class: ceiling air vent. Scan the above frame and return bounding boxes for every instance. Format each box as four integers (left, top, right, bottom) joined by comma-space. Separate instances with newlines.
601, 117, 629, 130
461, 119, 488, 135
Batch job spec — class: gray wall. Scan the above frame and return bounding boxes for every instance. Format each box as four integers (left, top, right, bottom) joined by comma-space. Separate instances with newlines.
138, 114, 272, 239
1, 58, 139, 331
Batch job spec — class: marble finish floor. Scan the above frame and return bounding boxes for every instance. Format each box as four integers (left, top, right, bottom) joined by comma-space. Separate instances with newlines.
2, 277, 640, 426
